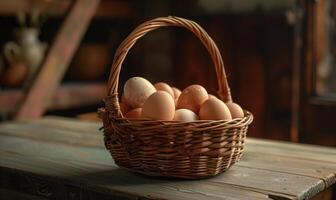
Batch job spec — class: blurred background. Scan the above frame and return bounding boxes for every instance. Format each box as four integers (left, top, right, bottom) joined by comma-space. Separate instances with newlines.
0, 0, 335, 147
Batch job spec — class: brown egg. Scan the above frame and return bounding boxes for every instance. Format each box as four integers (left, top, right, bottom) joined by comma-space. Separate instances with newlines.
172, 87, 181, 99
226, 102, 244, 119
125, 108, 142, 118
141, 91, 175, 120
123, 77, 156, 108
177, 85, 208, 113
172, 87, 182, 105
173, 109, 199, 122
154, 82, 174, 98
199, 98, 232, 120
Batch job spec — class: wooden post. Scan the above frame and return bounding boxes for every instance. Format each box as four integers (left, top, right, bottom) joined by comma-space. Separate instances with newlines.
290, 0, 305, 142
14, 0, 100, 120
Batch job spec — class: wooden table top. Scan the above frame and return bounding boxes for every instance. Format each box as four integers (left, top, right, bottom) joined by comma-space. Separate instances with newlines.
0, 116, 335, 200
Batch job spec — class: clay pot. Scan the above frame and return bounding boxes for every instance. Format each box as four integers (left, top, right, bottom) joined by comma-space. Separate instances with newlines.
68, 44, 109, 80
1, 62, 27, 87
4, 28, 47, 85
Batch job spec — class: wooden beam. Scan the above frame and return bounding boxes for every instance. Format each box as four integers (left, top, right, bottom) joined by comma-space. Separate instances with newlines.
95, 1, 134, 18
0, 83, 106, 113
0, 0, 133, 18
290, 0, 305, 143
0, 0, 70, 16
14, 0, 100, 120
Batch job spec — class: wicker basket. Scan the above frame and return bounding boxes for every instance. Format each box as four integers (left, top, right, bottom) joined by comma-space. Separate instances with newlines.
99, 16, 253, 179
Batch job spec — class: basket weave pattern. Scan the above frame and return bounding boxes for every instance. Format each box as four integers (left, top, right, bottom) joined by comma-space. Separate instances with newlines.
100, 16, 253, 179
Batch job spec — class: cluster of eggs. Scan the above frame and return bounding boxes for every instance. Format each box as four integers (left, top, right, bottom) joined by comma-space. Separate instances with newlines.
120, 77, 244, 122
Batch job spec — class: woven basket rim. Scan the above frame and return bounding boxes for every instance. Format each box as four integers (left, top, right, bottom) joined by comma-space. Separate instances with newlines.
110, 110, 252, 123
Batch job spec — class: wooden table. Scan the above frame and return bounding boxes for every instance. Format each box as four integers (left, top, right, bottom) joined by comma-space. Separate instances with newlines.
0, 117, 335, 200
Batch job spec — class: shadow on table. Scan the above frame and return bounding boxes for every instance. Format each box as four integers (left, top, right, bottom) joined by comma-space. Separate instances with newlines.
66, 167, 208, 186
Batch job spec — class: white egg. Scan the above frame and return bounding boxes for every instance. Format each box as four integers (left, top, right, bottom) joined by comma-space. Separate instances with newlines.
173, 109, 199, 122
123, 77, 156, 108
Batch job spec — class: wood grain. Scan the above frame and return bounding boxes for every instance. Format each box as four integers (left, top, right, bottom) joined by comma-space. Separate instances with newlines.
238, 151, 336, 187
247, 138, 336, 155
246, 138, 336, 164
0, 121, 103, 148
0, 117, 335, 200
0, 150, 269, 200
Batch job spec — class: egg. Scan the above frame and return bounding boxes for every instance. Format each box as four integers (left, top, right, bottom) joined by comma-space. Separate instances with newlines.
208, 94, 217, 99
121, 94, 127, 104
173, 109, 199, 122
154, 82, 174, 98
172, 87, 181, 99
120, 94, 131, 114
177, 85, 208, 113
172, 87, 181, 105
123, 77, 156, 108
226, 102, 244, 119
125, 108, 142, 118
199, 98, 232, 120
141, 91, 175, 120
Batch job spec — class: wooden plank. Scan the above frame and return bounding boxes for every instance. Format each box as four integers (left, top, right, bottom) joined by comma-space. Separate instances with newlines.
1, 119, 334, 191
0, 83, 106, 113
210, 166, 325, 200
0, 122, 103, 148
14, 0, 100, 120
0, 148, 321, 200
0, 138, 270, 200
3, 118, 335, 185
237, 151, 336, 188
0, 167, 269, 200
0, 188, 48, 200
0, 0, 134, 18
0, 135, 110, 165
247, 138, 336, 155
0, 118, 335, 199
0, 134, 332, 200
246, 138, 336, 163
47, 83, 106, 110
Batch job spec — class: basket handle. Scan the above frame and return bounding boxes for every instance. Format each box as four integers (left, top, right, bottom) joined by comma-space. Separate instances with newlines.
106, 16, 232, 116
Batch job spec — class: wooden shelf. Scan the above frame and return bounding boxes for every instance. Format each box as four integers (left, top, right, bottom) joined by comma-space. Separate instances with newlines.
309, 95, 336, 106
0, 0, 134, 18
0, 83, 106, 113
